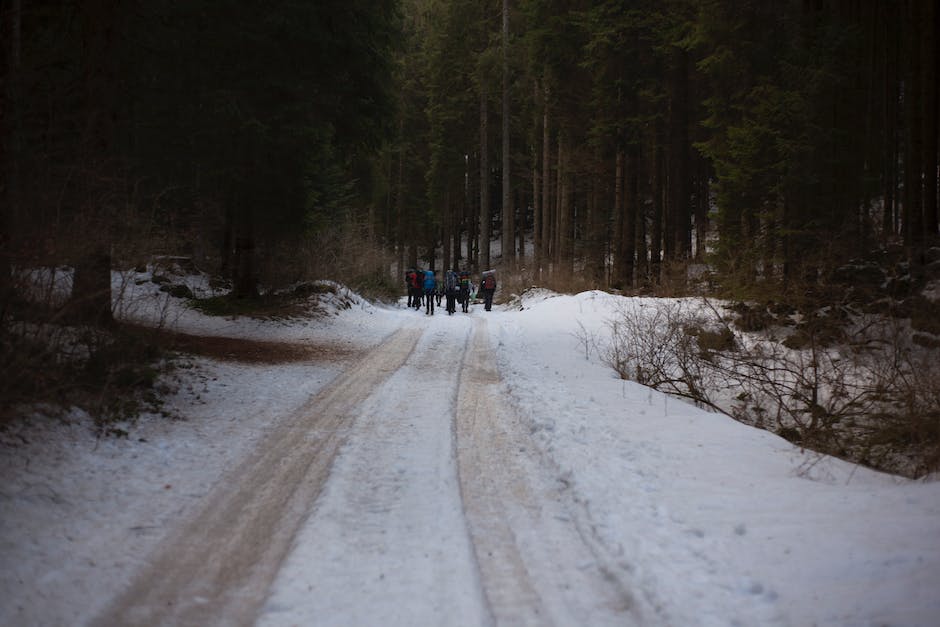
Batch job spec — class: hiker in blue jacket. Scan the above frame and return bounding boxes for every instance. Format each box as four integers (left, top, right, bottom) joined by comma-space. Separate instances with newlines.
423, 270, 437, 315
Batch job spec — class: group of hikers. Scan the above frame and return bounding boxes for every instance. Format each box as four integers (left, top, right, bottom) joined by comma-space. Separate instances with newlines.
405, 268, 497, 315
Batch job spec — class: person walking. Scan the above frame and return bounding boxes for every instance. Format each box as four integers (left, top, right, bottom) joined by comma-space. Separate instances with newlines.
423, 270, 437, 315
479, 270, 496, 311
458, 270, 471, 313
409, 268, 422, 310
405, 268, 416, 308
444, 270, 458, 315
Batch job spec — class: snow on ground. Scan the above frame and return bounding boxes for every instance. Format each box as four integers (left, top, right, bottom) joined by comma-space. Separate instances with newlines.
0, 276, 406, 626
1, 283, 939, 626
258, 315, 489, 627
488, 289, 940, 626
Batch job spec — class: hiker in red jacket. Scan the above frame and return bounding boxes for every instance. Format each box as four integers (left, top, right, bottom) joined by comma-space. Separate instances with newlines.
479, 270, 496, 311
408, 268, 423, 310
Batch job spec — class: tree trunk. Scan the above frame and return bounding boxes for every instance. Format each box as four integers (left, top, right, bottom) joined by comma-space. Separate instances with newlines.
883, 3, 899, 241
668, 46, 692, 264
553, 134, 563, 273
395, 118, 405, 280
613, 149, 625, 288
232, 202, 258, 299
636, 165, 649, 287
480, 89, 491, 271
904, 0, 924, 255
67, 0, 122, 326
650, 127, 664, 284
533, 82, 542, 282
443, 188, 452, 271
557, 134, 573, 280
0, 0, 22, 303
501, 0, 513, 269
924, 0, 939, 239
468, 151, 479, 269
517, 187, 525, 262
623, 146, 639, 289
587, 161, 606, 287
695, 156, 708, 261
541, 85, 552, 279
453, 179, 463, 269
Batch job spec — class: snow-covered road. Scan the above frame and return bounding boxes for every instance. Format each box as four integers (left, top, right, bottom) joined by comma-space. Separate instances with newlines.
93, 326, 426, 626
456, 317, 636, 626
90, 309, 642, 626
3, 283, 939, 627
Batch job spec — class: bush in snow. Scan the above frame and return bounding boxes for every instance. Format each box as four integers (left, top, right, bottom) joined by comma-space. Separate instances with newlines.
602, 298, 940, 478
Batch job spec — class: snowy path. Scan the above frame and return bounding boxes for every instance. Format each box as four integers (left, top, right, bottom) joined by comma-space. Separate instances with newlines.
257, 315, 486, 625
92, 326, 424, 626
257, 313, 638, 625
6, 289, 938, 626
91, 309, 641, 626
456, 318, 636, 626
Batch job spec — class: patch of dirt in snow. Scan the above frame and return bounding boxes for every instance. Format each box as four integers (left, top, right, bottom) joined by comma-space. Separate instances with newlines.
121, 323, 361, 364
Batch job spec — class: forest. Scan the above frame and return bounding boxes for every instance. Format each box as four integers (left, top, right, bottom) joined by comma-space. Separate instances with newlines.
1, 1, 939, 462
2, 0, 938, 304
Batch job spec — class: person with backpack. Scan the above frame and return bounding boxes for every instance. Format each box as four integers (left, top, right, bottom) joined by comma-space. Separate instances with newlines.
458, 270, 471, 313
423, 270, 437, 315
479, 270, 496, 311
409, 268, 423, 310
405, 269, 416, 307
444, 270, 459, 315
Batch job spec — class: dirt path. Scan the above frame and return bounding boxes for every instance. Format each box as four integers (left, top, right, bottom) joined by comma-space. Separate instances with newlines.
91, 326, 423, 627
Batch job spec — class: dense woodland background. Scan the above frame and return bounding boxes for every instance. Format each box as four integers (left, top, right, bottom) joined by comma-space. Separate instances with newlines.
1, 1, 939, 471
2, 0, 939, 308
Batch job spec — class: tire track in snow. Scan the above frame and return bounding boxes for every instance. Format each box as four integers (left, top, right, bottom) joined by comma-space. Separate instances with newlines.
456, 317, 640, 626
91, 326, 424, 627
256, 315, 489, 626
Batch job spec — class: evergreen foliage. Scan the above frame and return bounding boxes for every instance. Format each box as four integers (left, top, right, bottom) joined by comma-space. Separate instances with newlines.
1, 0, 938, 301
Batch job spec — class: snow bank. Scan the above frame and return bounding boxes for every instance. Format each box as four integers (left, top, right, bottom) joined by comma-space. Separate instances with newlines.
488, 289, 940, 626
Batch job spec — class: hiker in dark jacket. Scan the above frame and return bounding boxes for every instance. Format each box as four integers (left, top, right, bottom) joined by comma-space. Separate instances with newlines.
405, 269, 416, 307
444, 270, 459, 315
457, 270, 471, 313
423, 270, 437, 315
479, 270, 496, 311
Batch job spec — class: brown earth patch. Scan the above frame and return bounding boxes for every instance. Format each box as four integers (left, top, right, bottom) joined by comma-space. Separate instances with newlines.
120, 323, 360, 364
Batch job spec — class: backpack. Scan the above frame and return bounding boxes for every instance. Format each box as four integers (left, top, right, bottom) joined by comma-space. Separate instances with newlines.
482, 273, 495, 290
410, 271, 421, 289
445, 271, 458, 292
423, 271, 436, 291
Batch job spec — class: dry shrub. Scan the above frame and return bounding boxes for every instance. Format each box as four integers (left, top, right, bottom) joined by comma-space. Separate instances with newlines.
601, 297, 940, 478
1, 265, 174, 434
538, 269, 595, 298
601, 300, 723, 412
292, 218, 397, 301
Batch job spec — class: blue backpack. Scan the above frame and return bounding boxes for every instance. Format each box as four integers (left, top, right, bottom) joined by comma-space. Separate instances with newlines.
423, 271, 436, 291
